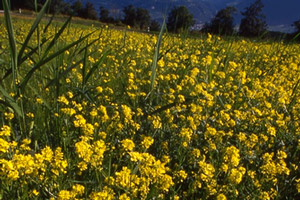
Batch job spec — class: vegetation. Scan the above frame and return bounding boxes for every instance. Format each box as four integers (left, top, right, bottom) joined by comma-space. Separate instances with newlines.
150, 19, 161, 32
202, 6, 237, 35
122, 5, 151, 30
1, 0, 300, 199
99, 6, 115, 24
239, 0, 267, 37
167, 6, 195, 33
293, 19, 300, 33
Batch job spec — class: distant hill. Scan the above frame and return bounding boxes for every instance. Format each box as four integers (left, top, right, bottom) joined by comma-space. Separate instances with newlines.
67, 0, 300, 33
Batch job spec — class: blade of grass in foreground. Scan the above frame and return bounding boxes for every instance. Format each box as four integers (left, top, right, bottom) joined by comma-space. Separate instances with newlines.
44, 37, 100, 88
17, 0, 50, 64
19, 31, 95, 93
84, 50, 110, 86
2, 0, 18, 84
41, 15, 72, 60
150, 18, 166, 93
0, 85, 22, 117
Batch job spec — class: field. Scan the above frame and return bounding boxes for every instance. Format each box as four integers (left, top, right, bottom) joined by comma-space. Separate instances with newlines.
1, 5, 300, 200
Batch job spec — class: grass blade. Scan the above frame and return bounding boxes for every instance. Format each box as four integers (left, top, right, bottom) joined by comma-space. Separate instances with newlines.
19, 32, 94, 92
1, 37, 50, 81
17, 0, 50, 64
41, 16, 72, 60
2, 0, 18, 81
150, 18, 166, 92
44, 38, 99, 88
0, 84, 22, 117
84, 50, 110, 85
82, 41, 88, 87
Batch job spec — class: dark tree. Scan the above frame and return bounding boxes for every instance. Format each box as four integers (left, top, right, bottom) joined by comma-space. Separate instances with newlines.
150, 20, 160, 32
10, 0, 71, 14
10, 0, 42, 10
136, 8, 151, 29
60, 2, 72, 15
167, 6, 195, 33
203, 6, 237, 35
82, 2, 98, 20
293, 19, 300, 33
48, 0, 71, 14
71, 0, 83, 17
100, 6, 109, 22
122, 5, 151, 30
239, 0, 267, 37
99, 6, 115, 23
122, 5, 137, 27
10, 0, 28, 9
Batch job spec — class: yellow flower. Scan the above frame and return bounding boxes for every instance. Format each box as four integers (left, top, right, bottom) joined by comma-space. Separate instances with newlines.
90, 186, 115, 200
41, 146, 53, 162
32, 189, 39, 196
224, 146, 240, 167
72, 184, 85, 195
216, 193, 227, 200
57, 95, 69, 105
119, 193, 130, 200
26, 112, 34, 118
141, 136, 154, 149
229, 167, 245, 184
176, 170, 188, 182
75, 139, 92, 163
57, 190, 73, 200
0, 138, 10, 153
4, 112, 14, 120
96, 86, 103, 93
296, 179, 300, 193
122, 104, 133, 123
73, 114, 86, 128
36, 97, 43, 104
121, 139, 135, 151
60, 108, 76, 116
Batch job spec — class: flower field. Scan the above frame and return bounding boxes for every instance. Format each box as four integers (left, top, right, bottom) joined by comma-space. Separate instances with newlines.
1, 4, 300, 200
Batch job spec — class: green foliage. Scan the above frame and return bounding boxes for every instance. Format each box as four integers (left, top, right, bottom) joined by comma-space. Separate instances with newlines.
122, 5, 151, 30
71, 0, 83, 17
81, 2, 98, 20
203, 6, 237, 35
150, 19, 161, 32
167, 6, 195, 33
293, 19, 300, 33
136, 8, 151, 30
10, 0, 71, 14
239, 0, 267, 37
122, 5, 136, 27
99, 6, 115, 23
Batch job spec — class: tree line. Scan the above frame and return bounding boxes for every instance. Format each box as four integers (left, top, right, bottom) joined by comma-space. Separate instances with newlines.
7, 0, 161, 31
7, 0, 300, 36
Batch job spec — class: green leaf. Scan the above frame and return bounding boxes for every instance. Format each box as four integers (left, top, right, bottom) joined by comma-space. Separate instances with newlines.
0, 85, 22, 117
41, 15, 72, 60
82, 41, 89, 86
84, 50, 110, 85
2, 0, 18, 77
17, 0, 50, 64
19, 31, 94, 93
150, 18, 166, 91
44, 37, 99, 88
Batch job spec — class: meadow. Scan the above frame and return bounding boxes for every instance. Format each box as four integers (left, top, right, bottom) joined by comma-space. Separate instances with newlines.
1, 2, 300, 199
